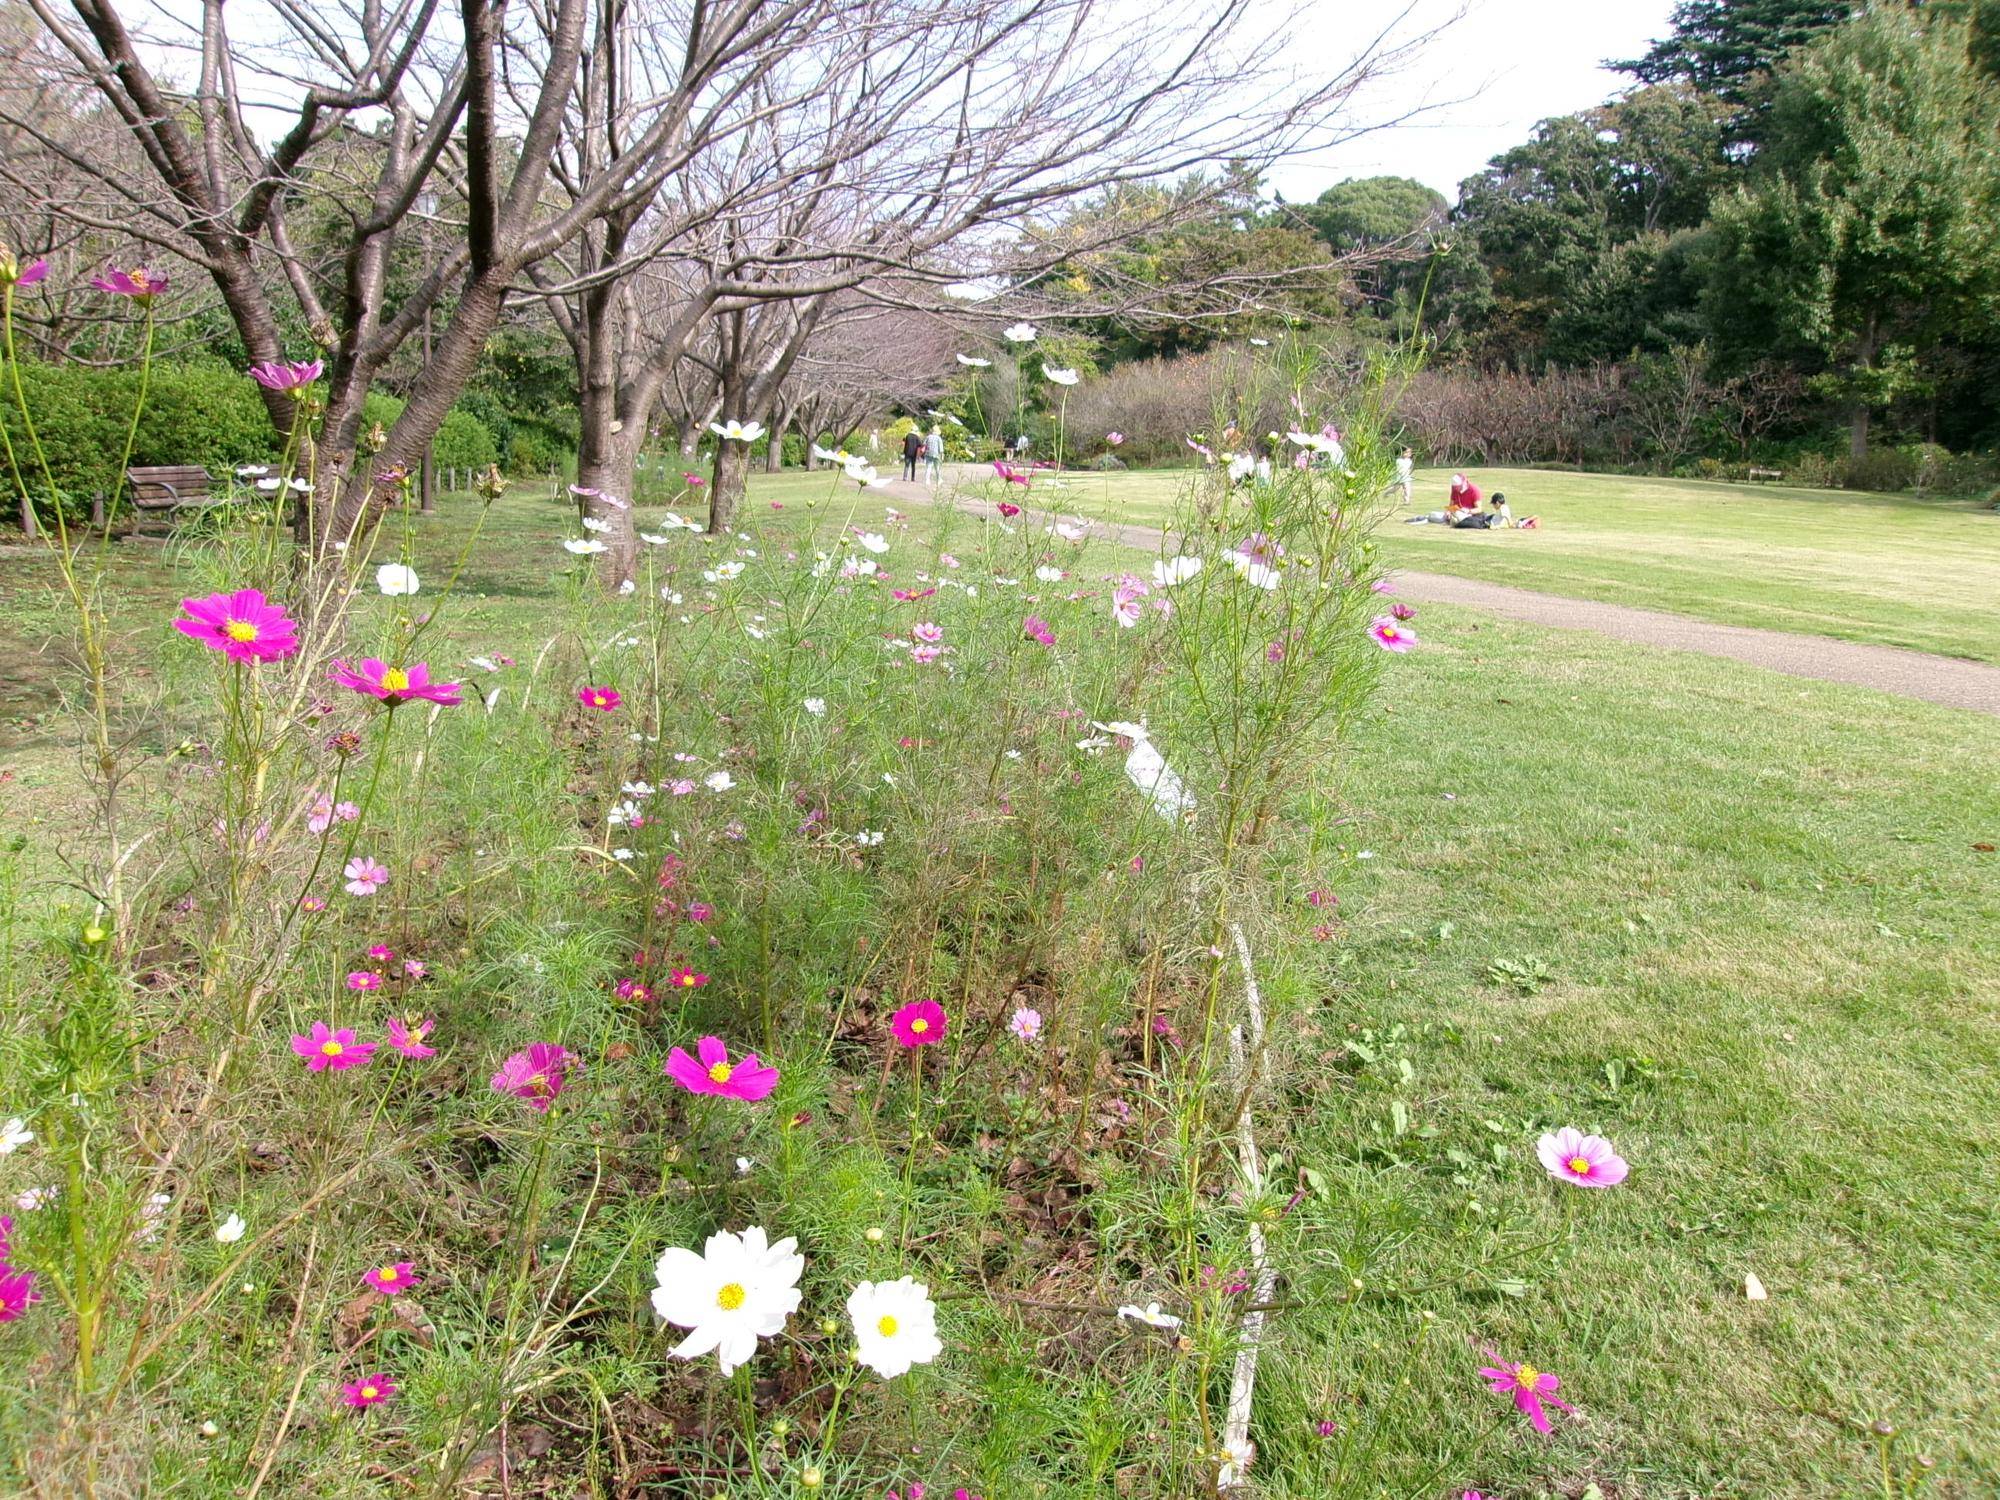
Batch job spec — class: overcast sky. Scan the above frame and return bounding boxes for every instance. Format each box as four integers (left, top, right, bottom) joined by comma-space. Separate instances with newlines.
1265, 0, 1681, 205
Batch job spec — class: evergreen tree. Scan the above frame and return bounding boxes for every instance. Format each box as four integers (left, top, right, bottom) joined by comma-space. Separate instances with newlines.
1619, 0, 1857, 105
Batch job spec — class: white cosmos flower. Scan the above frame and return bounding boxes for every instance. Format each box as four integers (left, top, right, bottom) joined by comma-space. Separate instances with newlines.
1249, 337, 1271, 347
235, 465, 269, 479
1226, 453, 1256, 485
1117, 1301, 1183, 1330
662, 511, 704, 532
702, 561, 746, 583
1153, 555, 1202, 587
254, 477, 280, 491
704, 770, 735, 792
612, 847, 635, 860
214, 1212, 247, 1244
1125, 738, 1194, 821
955, 353, 993, 367
618, 579, 636, 595
812, 444, 849, 464
639, 532, 670, 545
0, 1116, 33, 1153
1229, 552, 1281, 590
652, 1226, 804, 1377
623, 780, 655, 797
803, 697, 826, 717
607, 800, 642, 826
848, 1277, 944, 1379
855, 829, 884, 846
580, 516, 611, 533
1045, 367, 1080, 386
1034, 565, 1063, 583
376, 563, 420, 596
855, 532, 891, 554
709, 419, 766, 442
1002, 322, 1037, 343
563, 538, 608, 555
1286, 431, 1344, 456
1049, 519, 1089, 542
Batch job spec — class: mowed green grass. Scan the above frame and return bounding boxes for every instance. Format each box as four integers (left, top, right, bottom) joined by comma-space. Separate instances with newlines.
4, 491, 1998, 1493
889, 465, 2000, 662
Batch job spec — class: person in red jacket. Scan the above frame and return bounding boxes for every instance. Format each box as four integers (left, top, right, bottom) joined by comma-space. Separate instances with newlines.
1405, 472, 1484, 524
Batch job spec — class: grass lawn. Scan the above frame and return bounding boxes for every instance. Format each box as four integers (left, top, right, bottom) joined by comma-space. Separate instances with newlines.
2, 489, 1996, 1495
895, 465, 2000, 663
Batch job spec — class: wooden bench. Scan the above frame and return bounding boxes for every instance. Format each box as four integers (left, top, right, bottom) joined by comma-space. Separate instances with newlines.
120, 465, 221, 535
1747, 467, 1784, 484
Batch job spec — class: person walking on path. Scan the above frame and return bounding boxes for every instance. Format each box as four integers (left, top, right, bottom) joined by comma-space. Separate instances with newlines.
901, 428, 922, 482
923, 427, 944, 485
1395, 446, 1414, 504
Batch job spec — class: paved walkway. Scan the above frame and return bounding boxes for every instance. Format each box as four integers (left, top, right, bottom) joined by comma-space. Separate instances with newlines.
889, 473, 2000, 717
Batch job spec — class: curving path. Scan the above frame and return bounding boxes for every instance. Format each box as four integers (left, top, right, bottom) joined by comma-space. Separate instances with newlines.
886, 471, 2000, 717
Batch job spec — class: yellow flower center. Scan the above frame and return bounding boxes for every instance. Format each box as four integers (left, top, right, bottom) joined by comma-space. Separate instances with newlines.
375, 1267, 397, 1283
1515, 1364, 1539, 1387
1567, 1156, 1592, 1177
320, 1040, 344, 1057
224, 620, 259, 642
877, 1314, 899, 1338
707, 1061, 733, 1084
910, 1018, 929, 1034
527, 1073, 547, 1091
360, 1384, 378, 1400
716, 1282, 747, 1311
130, 269, 153, 291
380, 668, 410, 693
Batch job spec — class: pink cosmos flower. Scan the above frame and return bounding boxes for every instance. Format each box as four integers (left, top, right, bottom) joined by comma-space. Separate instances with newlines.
401, 957, 426, 979
1111, 576, 1149, 629
1022, 615, 1055, 645
683, 472, 706, 488
892, 999, 947, 1048
1106, 431, 1125, 446
491, 1042, 576, 1111
1008, 1006, 1042, 1042
578, 686, 621, 712
362, 1261, 420, 1295
912, 622, 944, 644
910, 645, 943, 666
1392, 602, 1417, 621
0, 1266, 38, 1322
2, 256, 48, 287
301, 895, 328, 913
615, 978, 653, 1004
996, 501, 1021, 518
92, 266, 167, 299
1368, 616, 1417, 653
1478, 1356, 1574, 1434
664, 1036, 780, 1101
386, 1016, 436, 1058
1536, 1127, 1628, 1188
346, 970, 382, 992
173, 588, 300, 663
0, 1214, 12, 1260
686, 901, 716, 924
367, 944, 395, 962
1236, 532, 1284, 566
248, 359, 323, 392
1306, 889, 1333, 909
290, 1022, 375, 1071
667, 967, 708, 990
343, 857, 389, 897
992, 462, 1031, 487
342, 1374, 396, 1407
331, 658, 464, 707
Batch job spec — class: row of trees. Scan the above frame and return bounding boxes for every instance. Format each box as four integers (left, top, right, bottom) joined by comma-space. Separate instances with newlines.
1295, 0, 2000, 465
0, 0, 1429, 579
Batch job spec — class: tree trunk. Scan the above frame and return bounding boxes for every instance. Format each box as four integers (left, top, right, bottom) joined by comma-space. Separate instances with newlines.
709, 440, 750, 534
1848, 402, 1871, 462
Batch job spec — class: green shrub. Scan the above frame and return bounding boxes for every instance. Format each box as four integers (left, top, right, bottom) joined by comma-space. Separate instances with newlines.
433, 409, 498, 471
1839, 447, 1920, 493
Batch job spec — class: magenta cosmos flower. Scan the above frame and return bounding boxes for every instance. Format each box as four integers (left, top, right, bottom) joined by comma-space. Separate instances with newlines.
331, 657, 464, 707
1368, 615, 1417, 653
346, 970, 382, 992
1478, 1356, 1574, 1434
342, 1373, 396, 1407
577, 685, 621, 712
248, 358, 323, 393
667, 966, 708, 990
290, 1022, 375, 1071
173, 588, 300, 663
664, 1036, 780, 1101
0, 1265, 38, 1321
1536, 1127, 1628, 1188
491, 1042, 576, 1111
992, 462, 1031, 487
92, 266, 167, 299
1021, 615, 1054, 646
1, 253, 47, 288
892, 999, 947, 1048
385, 1016, 436, 1058
361, 1260, 419, 1295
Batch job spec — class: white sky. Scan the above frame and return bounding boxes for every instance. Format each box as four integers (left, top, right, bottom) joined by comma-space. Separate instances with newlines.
1265, 0, 1681, 205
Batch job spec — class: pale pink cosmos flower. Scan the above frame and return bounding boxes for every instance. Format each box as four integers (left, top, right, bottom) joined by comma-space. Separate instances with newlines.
248, 358, 323, 392
290, 1022, 375, 1071
402, 958, 427, 980
1478, 1355, 1574, 1433
343, 857, 389, 896
491, 1042, 576, 1111
386, 1016, 436, 1058
912, 622, 944, 644
910, 645, 943, 666
664, 1036, 780, 1101
1536, 1127, 1628, 1188
1008, 1006, 1042, 1042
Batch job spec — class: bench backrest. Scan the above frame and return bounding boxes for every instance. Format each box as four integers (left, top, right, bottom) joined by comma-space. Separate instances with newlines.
127, 465, 214, 508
